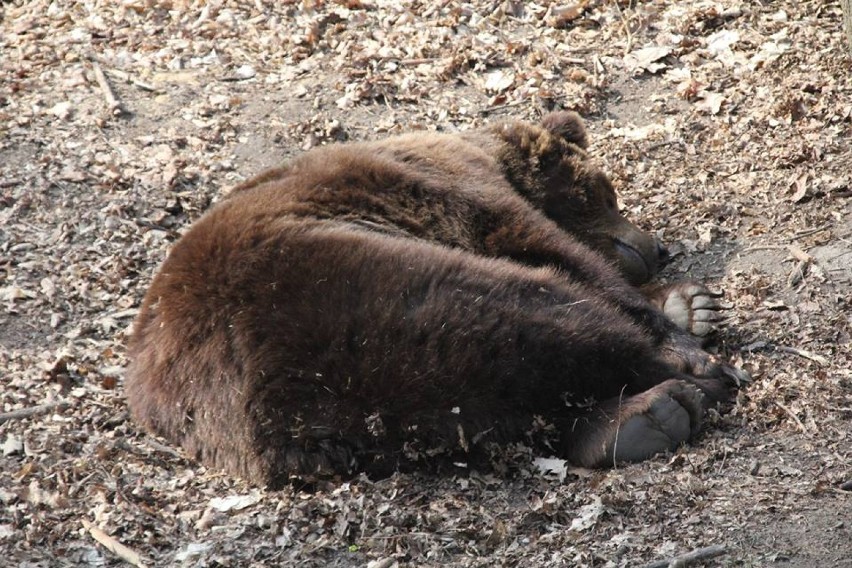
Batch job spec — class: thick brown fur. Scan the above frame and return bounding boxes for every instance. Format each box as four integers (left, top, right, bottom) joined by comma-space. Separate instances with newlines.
126, 112, 746, 487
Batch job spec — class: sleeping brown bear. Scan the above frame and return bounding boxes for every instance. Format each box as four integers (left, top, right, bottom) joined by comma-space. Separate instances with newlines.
126, 111, 747, 487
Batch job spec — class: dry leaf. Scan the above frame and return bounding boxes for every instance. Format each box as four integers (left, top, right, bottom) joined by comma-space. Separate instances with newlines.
547, 2, 588, 28
750, 30, 792, 69
706, 30, 740, 54
610, 121, 675, 141
695, 91, 725, 114
2, 436, 23, 456
483, 69, 515, 93
790, 172, 809, 202
533, 456, 568, 482
623, 46, 672, 74
49, 101, 73, 120
569, 496, 604, 532
208, 491, 263, 512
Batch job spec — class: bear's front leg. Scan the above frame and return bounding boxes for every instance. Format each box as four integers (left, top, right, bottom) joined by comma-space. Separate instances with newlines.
653, 331, 750, 405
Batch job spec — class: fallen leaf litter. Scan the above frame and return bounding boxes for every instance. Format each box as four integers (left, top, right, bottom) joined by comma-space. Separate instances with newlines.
0, 1, 850, 566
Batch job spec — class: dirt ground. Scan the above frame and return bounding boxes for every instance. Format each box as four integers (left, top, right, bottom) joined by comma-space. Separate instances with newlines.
1, 1, 851, 566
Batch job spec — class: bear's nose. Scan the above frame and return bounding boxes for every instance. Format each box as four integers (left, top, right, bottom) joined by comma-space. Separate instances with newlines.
656, 241, 670, 264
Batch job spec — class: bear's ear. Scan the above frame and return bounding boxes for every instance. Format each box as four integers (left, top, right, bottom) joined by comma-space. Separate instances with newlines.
540, 111, 588, 149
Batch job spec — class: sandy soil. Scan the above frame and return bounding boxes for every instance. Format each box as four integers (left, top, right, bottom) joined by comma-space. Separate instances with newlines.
1, 1, 850, 566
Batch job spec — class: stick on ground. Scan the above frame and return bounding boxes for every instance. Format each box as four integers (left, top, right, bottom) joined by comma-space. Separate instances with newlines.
775, 401, 811, 436
90, 59, 125, 116
641, 544, 727, 568
82, 520, 148, 568
0, 402, 68, 424
774, 345, 829, 366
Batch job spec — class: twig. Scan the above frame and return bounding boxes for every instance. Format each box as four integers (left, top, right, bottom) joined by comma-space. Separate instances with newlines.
480, 97, 531, 115
775, 402, 811, 436
740, 341, 769, 352
90, 59, 125, 116
81, 520, 148, 568
612, 0, 635, 54
105, 68, 159, 93
641, 544, 727, 568
740, 244, 786, 253
397, 57, 438, 66
144, 437, 186, 460
739, 342, 829, 366
611, 384, 629, 469
793, 223, 832, 239
115, 437, 185, 461
646, 139, 687, 152
583, 55, 603, 88
774, 345, 829, 366
480, 92, 567, 116
0, 402, 68, 424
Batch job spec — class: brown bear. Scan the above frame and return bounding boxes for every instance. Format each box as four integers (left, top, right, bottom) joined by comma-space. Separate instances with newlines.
125, 112, 747, 487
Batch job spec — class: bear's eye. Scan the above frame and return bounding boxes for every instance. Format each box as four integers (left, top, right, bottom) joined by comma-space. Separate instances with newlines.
606, 197, 617, 210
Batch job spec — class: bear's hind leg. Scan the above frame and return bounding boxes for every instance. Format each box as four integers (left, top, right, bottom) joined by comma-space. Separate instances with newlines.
561, 379, 706, 468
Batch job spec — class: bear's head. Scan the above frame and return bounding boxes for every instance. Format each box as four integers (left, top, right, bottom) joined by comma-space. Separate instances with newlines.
493, 111, 666, 286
